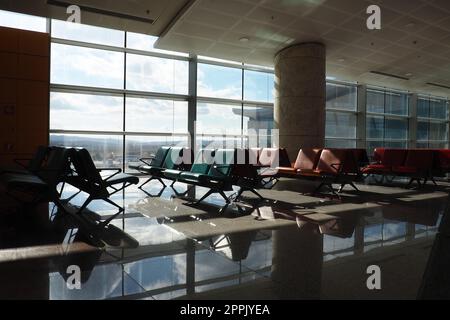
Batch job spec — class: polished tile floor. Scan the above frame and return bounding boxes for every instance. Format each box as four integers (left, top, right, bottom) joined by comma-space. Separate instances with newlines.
0, 177, 449, 300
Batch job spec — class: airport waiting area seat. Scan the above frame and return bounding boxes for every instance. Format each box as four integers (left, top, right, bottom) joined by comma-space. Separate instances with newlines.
164, 149, 236, 204
129, 147, 192, 192
362, 148, 439, 187
0, 146, 140, 234
64, 148, 139, 228
0, 147, 73, 204
256, 148, 291, 188
273, 148, 364, 195
0, 146, 50, 176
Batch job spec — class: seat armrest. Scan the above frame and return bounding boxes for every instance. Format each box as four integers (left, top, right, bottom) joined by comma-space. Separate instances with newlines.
13, 158, 32, 170
98, 168, 122, 181
139, 155, 156, 166
212, 165, 230, 177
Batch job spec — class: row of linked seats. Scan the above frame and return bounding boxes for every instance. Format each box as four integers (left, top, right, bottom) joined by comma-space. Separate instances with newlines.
129, 147, 291, 204
362, 148, 450, 187
130, 146, 450, 204
270, 148, 369, 195
0, 146, 139, 238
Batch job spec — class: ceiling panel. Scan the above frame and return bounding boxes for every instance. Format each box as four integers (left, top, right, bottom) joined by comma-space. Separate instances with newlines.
155, 0, 450, 96
4, 0, 448, 97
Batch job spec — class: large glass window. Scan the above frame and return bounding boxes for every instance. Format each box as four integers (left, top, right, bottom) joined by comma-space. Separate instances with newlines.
48, 18, 191, 170
416, 96, 449, 148
244, 70, 274, 102
326, 83, 357, 111
51, 43, 124, 89
197, 64, 242, 99
196, 61, 274, 149
243, 105, 274, 148
0, 9, 47, 32
50, 92, 123, 132
197, 102, 242, 136
50, 134, 123, 168
126, 32, 187, 56
125, 98, 188, 134
125, 136, 188, 171
366, 88, 410, 154
126, 54, 188, 94
326, 111, 356, 139
51, 19, 124, 47
325, 83, 357, 148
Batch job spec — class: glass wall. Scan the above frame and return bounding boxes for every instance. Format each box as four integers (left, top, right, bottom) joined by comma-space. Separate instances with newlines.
416, 96, 449, 148
48, 19, 191, 171
325, 83, 357, 148
196, 59, 274, 149
44, 16, 275, 168
2, 9, 450, 168
366, 88, 410, 154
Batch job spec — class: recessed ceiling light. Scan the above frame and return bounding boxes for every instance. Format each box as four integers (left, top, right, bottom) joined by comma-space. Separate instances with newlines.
239, 37, 250, 43
405, 73, 413, 77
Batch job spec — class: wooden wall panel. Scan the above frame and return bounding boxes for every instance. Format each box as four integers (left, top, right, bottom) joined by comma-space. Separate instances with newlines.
19, 31, 49, 56
0, 27, 18, 53
0, 26, 49, 166
18, 55, 49, 82
0, 52, 18, 78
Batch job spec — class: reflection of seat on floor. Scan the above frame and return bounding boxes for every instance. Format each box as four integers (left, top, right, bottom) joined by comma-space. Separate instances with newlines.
296, 213, 359, 239
318, 216, 357, 239
209, 231, 257, 261
56, 249, 103, 284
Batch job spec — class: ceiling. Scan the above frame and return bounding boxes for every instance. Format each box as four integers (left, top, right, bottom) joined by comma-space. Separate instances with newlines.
1, 0, 449, 97
155, 0, 450, 97
0, 0, 192, 36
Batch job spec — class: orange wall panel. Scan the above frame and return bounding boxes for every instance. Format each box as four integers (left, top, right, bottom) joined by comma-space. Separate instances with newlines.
0, 27, 49, 166
18, 54, 49, 82
0, 27, 19, 53
18, 80, 48, 106
0, 52, 18, 78
0, 78, 17, 104
19, 30, 49, 57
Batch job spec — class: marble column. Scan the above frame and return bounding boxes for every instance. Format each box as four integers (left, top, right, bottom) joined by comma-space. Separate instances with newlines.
274, 42, 326, 161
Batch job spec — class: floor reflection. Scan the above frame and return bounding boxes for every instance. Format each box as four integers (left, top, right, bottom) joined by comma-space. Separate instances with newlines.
0, 178, 448, 299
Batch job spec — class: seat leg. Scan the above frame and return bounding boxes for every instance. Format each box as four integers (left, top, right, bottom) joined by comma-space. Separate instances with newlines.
64, 190, 82, 203
76, 196, 92, 216
194, 189, 214, 204
234, 188, 245, 202
313, 182, 325, 195
139, 177, 153, 189
326, 184, 339, 198
249, 188, 264, 200
141, 186, 166, 198
338, 184, 346, 193
156, 177, 167, 187
417, 178, 423, 188
218, 190, 231, 204
349, 182, 359, 191
431, 177, 438, 186
100, 198, 124, 227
